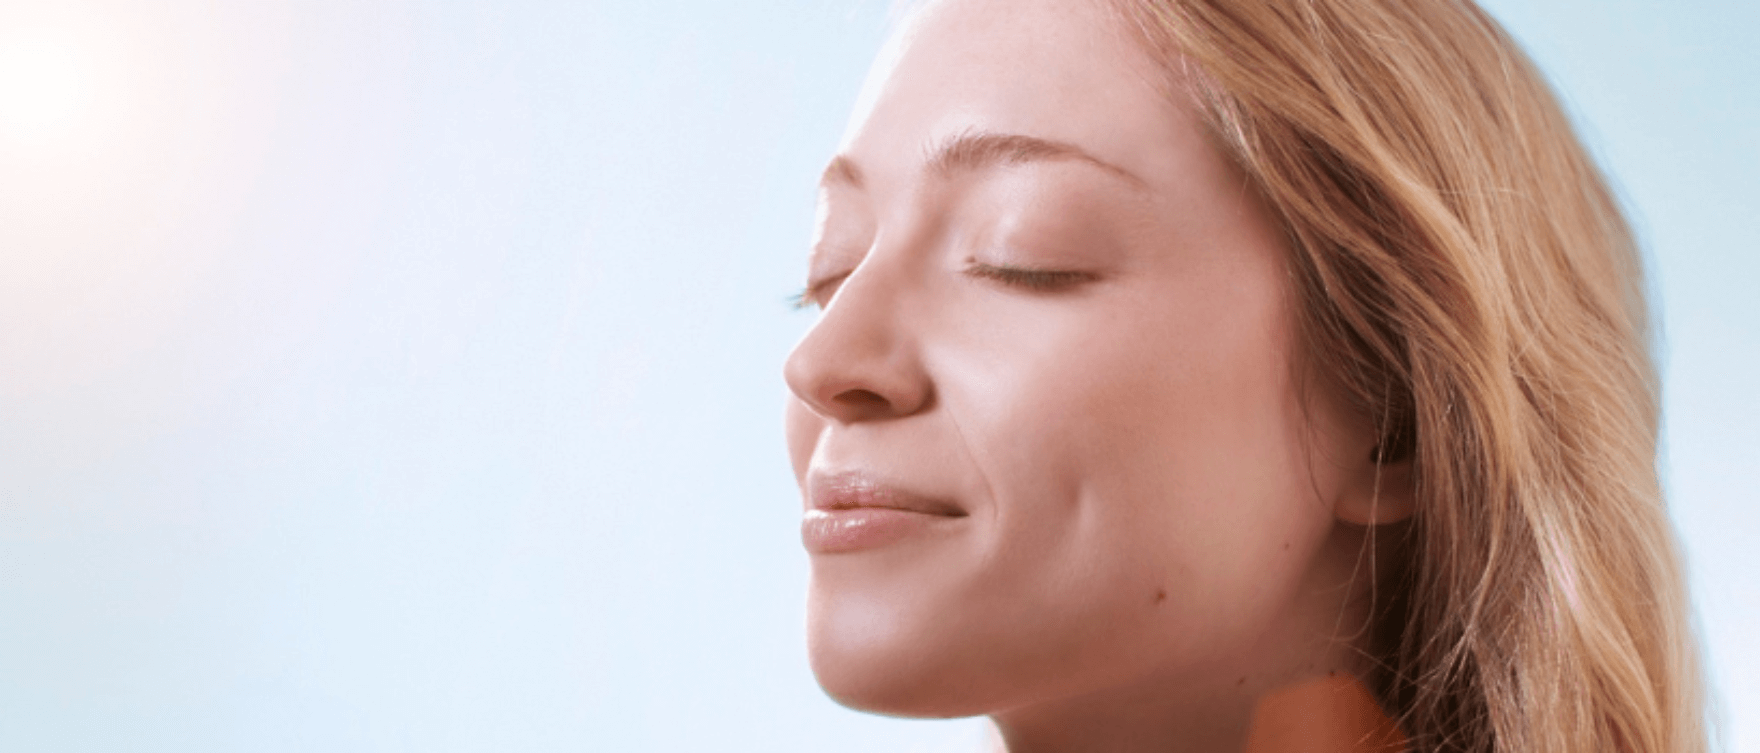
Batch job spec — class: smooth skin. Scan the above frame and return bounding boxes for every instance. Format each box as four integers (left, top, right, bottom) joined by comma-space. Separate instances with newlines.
783, 0, 1413, 750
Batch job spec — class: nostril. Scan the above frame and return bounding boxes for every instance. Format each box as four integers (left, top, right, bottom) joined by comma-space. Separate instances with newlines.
832, 388, 892, 416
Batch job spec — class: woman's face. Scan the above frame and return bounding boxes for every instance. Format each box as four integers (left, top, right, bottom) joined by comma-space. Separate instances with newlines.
784, 0, 1387, 724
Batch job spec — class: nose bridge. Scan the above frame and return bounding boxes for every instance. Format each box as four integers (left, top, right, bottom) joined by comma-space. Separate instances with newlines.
784, 251, 932, 423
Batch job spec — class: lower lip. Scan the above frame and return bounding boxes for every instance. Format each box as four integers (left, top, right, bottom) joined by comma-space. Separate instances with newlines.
801, 508, 957, 553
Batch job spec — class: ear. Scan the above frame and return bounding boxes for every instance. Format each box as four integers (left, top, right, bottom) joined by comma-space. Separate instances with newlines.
1334, 451, 1415, 526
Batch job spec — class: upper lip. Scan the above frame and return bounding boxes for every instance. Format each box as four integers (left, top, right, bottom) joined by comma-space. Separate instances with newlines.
807, 471, 968, 517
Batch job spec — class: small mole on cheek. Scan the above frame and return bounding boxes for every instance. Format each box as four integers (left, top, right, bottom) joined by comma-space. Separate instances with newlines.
1154, 588, 1167, 605
1237, 676, 1246, 687
1283, 541, 1290, 551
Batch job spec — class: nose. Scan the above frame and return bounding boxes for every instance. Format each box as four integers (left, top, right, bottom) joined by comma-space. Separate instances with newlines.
783, 266, 933, 424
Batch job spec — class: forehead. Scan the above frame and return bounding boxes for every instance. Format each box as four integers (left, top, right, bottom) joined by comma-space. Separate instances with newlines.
840, 0, 1203, 194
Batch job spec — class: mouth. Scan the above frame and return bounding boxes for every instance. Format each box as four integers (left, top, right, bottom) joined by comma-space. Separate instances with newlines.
801, 471, 967, 554
807, 471, 968, 518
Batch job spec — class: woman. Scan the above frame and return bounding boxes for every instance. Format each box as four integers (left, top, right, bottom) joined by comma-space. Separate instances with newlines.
783, 0, 1705, 750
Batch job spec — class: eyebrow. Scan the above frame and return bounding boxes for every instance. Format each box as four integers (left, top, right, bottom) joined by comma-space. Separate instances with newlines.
929, 130, 1142, 186
817, 130, 1145, 190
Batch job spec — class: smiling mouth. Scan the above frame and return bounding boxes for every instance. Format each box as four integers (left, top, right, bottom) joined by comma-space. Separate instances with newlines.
801, 472, 968, 554
808, 471, 968, 518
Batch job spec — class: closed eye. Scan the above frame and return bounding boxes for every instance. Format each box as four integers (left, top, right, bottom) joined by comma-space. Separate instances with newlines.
963, 261, 1100, 292
790, 271, 852, 310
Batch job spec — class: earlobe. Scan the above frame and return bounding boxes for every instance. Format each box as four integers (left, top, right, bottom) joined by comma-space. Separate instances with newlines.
1335, 456, 1416, 525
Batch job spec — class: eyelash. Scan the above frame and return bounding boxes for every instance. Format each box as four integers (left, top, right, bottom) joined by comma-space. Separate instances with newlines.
963, 261, 1098, 291
789, 263, 1096, 311
790, 273, 849, 310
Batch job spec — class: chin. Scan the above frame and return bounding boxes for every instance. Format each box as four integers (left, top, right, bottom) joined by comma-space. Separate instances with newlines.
806, 593, 1004, 719
810, 643, 993, 719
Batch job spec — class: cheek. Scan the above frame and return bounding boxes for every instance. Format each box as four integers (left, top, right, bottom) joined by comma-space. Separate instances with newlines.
945, 285, 1330, 652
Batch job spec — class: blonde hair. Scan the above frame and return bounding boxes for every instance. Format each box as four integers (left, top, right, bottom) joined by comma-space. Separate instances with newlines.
1113, 0, 1705, 750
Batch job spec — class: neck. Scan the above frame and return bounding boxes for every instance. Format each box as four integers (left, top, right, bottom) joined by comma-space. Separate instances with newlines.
990, 662, 1377, 753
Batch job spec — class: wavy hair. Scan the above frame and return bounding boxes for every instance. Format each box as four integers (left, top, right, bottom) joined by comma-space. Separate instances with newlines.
1112, 1, 1705, 750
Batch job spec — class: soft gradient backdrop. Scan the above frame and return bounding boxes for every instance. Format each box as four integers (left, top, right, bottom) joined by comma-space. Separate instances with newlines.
0, 1, 1753, 750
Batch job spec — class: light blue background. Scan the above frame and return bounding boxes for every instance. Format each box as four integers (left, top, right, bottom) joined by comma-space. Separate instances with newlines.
0, 1, 1752, 750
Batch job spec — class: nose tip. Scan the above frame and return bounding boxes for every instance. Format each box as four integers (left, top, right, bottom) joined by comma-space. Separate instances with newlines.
782, 288, 932, 424
784, 346, 931, 424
